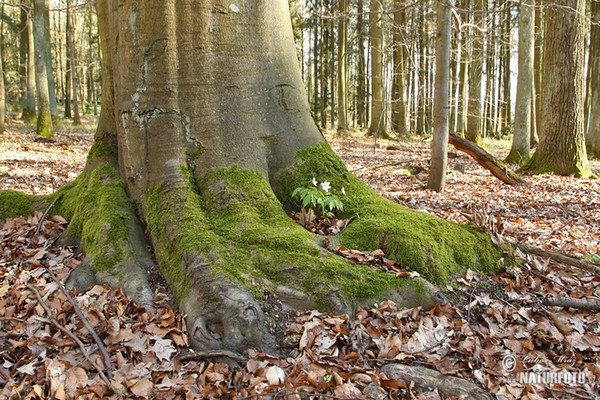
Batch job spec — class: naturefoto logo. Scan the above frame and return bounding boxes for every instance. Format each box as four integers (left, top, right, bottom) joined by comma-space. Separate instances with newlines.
502, 353, 587, 385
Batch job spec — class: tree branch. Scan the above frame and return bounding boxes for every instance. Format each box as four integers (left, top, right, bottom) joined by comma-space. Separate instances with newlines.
26, 284, 113, 384
545, 296, 600, 312
44, 268, 114, 379
35, 193, 63, 235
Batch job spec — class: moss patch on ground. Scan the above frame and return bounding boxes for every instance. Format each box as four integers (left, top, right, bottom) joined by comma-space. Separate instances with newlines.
273, 142, 505, 284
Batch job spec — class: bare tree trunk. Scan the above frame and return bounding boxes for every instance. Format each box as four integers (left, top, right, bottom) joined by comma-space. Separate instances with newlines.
428, 0, 452, 192
467, 0, 484, 144
33, 0, 54, 137
502, 7, 511, 130
357, 0, 366, 128
42, 0, 57, 117
456, 0, 469, 134
506, 0, 534, 164
22, 5, 37, 123
64, 1, 72, 118
67, 0, 80, 125
529, 0, 590, 176
368, 0, 385, 137
0, 39, 4, 134
533, 5, 543, 141
391, 0, 408, 136
336, 0, 348, 133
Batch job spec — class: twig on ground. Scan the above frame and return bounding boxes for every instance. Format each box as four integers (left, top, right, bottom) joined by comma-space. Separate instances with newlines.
545, 296, 600, 312
26, 284, 112, 385
44, 268, 114, 379
35, 193, 64, 235
511, 242, 600, 275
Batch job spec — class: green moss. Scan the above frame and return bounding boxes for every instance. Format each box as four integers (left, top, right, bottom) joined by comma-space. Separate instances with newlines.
273, 142, 504, 284
22, 108, 36, 124
36, 111, 54, 138
87, 140, 115, 160
55, 163, 136, 271
0, 190, 39, 221
143, 164, 410, 308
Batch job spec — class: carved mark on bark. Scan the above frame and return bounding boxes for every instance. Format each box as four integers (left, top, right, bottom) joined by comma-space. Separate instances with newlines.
269, 84, 303, 112
140, 38, 168, 85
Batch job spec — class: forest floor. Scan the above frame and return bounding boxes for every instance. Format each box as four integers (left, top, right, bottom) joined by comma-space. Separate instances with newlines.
1, 116, 600, 400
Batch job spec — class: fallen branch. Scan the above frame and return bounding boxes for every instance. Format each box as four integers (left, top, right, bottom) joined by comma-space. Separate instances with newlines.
382, 363, 493, 400
545, 296, 600, 312
511, 242, 600, 275
35, 193, 64, 235
26, 284, 112, 385
178, 350, 248, 364
44, 269, 114, 379
448, 133, 528, 186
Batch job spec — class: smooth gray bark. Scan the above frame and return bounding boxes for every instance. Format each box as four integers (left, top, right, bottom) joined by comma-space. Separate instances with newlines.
467, 0, 483, 144
428, 0, 452, 192
33, 0, 54, 136
507, 0, 534, 164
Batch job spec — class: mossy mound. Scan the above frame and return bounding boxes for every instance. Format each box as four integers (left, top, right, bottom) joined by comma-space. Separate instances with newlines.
273, 142, 505, 284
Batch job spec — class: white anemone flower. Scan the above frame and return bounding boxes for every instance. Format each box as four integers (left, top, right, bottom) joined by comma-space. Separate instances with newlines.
321, 181, 331, 192
312, 177, 318, 187
341, 187, 346, 195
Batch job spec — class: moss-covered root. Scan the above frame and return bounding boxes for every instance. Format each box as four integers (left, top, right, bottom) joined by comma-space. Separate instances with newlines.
143, 165, 444, 353
273, 142, 505, 284
143, 174, 277, 353
57, 160, 155, 309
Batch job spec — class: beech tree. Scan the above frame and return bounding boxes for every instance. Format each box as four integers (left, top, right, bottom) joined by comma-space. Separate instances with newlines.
0, 40, 4, 134
0, 0, 504, 353
32, 0, 54, 137
368, 0, 386, 137
466, 0, 483, 144
528, 0, 591, 176
428, 0, 452, 192
20, 4, 36, 123
587, 0, 600, 158
506, 0, 534, 164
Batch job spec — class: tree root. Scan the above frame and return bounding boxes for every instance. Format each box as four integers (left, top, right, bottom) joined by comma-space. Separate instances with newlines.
382, 363, 493, 400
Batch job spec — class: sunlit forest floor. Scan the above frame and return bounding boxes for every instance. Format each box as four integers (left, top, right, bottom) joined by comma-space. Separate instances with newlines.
1, 115, 600, 399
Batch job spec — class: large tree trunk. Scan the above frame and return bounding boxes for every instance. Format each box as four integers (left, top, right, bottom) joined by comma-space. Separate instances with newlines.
33, 0, 54, 137
528, 0, 591, 176
506, 0, 534, 164
1, 0, 506, 354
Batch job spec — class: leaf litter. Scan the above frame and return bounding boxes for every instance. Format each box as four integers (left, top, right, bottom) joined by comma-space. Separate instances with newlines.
1, 128, 600, 399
